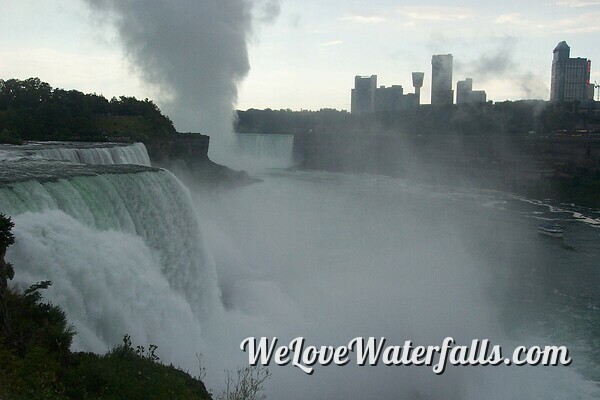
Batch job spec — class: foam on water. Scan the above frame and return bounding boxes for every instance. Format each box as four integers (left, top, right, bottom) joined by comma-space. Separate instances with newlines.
514, 196, 600, 228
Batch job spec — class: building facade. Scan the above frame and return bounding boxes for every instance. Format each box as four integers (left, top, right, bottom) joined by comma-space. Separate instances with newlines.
351, 74, 421, 113
351, 75, 377, 113
374, 85, 403, 112
431, 54, 453, 105
456, 78, 487, 104
550, 41, 593, 102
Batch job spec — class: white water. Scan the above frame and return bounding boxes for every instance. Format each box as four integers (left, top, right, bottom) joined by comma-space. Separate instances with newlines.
226, 133, 295, 171
1, 168, 219, 359
2, 137, 599, 399
8, 210, 204, 360
0, 142, 151, 166
190, 169, 600, 400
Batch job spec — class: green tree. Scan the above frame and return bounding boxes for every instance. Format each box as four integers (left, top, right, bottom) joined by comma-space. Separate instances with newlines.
0, 214, 15, 337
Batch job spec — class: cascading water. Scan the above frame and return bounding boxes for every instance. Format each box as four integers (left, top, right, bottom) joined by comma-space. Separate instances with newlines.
8, 210, 205, 362
2, 138, 599, 399
1, 158, 218, 366
0, 142, 151, 166
232, 133, 295, 170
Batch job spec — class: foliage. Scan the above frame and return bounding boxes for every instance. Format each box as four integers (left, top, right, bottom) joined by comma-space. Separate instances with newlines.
235, 100, 600, 136
0, 128, 22, 145
216, 365, 270, 400
0, 77, 176, 143
0, 280, 75, 399
59, 335, 211, 400
0, 292, 212, 399
0, 214, 15, 254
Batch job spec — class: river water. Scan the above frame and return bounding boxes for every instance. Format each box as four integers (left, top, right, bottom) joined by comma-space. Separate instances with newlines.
1, 138, 598, 399
193, 161, 600, 399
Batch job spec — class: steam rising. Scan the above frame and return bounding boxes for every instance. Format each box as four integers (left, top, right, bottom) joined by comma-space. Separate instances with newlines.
82, 0, 275, 143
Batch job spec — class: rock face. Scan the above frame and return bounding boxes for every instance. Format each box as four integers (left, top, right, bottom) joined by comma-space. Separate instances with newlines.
145, 133, 210, 165
146, 132, 259, 188
294, 131, 600, 192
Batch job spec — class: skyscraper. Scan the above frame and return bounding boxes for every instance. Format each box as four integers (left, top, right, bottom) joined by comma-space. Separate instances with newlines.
351, 75, 377, 113
431, 54, 453, 105
374, 85, 403, 112
550, 41, 593, 102
456, 78, 486, 104
456, 78, 473, 104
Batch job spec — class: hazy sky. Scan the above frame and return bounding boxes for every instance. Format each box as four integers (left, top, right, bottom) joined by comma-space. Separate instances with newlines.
1, 0, 600, 112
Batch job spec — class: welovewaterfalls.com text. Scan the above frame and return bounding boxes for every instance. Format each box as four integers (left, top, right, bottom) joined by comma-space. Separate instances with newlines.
240, 337, 572, 375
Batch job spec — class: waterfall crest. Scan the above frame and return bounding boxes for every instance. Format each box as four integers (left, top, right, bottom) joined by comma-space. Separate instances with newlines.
0, 142, 151, 166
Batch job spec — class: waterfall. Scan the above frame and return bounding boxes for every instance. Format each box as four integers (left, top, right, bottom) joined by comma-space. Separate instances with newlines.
234, 133, 295, 169
0, 142, 151, 166
1, 166, 218, 359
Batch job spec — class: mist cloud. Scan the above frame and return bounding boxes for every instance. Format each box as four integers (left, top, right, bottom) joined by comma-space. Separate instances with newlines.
254, 0, 281, 24
455, 38, 548, 99
82, 0, 279, 139
453, 38, 515, 82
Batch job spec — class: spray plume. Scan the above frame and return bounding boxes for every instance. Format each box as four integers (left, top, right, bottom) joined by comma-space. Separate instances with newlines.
82, 0, 279, 156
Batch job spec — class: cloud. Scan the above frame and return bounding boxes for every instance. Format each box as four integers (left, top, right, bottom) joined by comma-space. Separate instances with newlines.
556, 0, 600, 7
0, 48, 145, 98
493, 11, 600, 33
254, 0, 281, 24
559, 12, 600, 32
397, 6, 474, 21
319, 40, 343, 47
493, 13, 525, 24
289, 13, 302, 28
493, 13, 549, 29
338, 15, 386, 24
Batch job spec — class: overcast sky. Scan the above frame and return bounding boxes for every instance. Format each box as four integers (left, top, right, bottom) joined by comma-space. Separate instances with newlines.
1, 0, 599, 112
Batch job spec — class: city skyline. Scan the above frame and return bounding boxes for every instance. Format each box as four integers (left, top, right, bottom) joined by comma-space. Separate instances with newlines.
1, 0, 600, 120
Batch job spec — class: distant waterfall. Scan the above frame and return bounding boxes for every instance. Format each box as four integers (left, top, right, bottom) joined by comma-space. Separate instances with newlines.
0, 167, 218, 357
235, 133, 294, 169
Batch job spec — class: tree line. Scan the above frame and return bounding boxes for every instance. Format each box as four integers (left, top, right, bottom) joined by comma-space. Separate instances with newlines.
235, 100, 599, 136
0, 78, 176, 144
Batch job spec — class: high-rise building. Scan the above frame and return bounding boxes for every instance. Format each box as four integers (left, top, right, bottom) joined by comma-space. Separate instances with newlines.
374, 85, 403, 112
456, 78, 486, 104
431, 54, 453, 105
550, 41, 593, 102
351, 74, 421, 113
456, 78, 472, 104
351, 75, 377, 113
